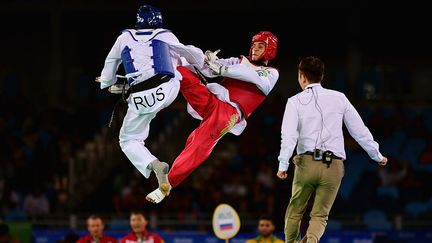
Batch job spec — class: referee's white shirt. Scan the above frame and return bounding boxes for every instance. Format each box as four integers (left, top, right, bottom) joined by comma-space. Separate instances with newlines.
278, 83, 384, 172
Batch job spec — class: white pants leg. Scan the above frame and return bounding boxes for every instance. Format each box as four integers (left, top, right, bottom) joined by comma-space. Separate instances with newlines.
119, 79, 180, 178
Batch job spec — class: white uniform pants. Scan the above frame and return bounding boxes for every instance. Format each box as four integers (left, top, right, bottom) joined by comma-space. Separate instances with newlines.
119, 78, 180, 178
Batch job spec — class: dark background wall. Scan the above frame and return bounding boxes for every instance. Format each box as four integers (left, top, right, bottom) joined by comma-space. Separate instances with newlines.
1, 0, 431, 103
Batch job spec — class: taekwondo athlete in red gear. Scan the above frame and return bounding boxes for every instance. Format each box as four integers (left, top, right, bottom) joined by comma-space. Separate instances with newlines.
146, 31, 280, 203
97, 5, 203, 196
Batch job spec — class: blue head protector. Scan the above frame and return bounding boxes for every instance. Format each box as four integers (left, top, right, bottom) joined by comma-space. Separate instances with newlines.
135, 5, 163, 29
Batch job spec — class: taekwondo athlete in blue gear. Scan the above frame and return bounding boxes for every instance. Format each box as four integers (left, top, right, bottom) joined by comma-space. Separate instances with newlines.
97, 4, 204, 197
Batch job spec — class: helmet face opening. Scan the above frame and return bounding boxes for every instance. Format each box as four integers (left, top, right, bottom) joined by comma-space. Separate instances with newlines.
249, 31, 278, 62
135, 5, 163, 29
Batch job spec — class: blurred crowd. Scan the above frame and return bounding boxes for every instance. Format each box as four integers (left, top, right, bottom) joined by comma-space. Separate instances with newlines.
1, 61, 432, 233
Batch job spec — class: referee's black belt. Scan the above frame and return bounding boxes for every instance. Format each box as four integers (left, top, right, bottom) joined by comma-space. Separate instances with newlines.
129, 74, 171, 94
301, 151, 343, 160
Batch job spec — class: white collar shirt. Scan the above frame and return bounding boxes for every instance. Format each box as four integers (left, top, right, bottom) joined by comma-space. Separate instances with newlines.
278, 83, 384, 171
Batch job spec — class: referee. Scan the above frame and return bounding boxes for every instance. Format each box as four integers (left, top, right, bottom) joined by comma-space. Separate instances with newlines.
277, 56, 388, 243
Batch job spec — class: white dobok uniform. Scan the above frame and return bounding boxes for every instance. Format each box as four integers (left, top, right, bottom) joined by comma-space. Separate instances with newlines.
99, 28, 203, 178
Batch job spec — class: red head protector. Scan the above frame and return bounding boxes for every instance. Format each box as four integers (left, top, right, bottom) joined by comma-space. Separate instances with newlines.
249, 31, 278, 62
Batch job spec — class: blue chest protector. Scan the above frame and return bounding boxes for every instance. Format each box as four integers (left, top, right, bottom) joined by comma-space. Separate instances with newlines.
150, 39, 175, 78
121, 46, 137, 76
120, 30, 175, 85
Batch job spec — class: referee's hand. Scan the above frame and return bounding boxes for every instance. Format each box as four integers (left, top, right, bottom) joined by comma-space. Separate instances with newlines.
378, 157, 388, 166
277, 171, 287, 179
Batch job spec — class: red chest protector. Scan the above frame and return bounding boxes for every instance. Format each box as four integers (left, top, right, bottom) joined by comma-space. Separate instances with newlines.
220, 58, 266, 119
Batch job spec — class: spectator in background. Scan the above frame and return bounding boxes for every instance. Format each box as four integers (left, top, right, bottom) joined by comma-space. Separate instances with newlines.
378, 158, 408, 187
0, 182, 26, 221
375, 156, 407, 213
0, 222, 20, 243
117, 178, 147, 212
120, 211, 164, 243
246, 215, 283, 243
22, 185, 49, 218
77, 215, 117, 243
